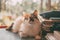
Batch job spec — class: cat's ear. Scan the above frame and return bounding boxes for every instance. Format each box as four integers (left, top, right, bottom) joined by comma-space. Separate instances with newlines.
23, 12, 31, 18
33, 10, 38, 16
23, 12, 26, 16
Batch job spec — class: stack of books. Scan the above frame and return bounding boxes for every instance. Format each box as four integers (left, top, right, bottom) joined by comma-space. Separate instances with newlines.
54, 31, 60, 40
45, 31, 60, 40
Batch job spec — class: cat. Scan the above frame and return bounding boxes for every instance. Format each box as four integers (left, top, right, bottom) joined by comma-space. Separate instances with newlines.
18, 10, 41, 40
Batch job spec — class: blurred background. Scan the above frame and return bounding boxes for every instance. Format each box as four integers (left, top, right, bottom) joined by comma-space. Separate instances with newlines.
0, 0, 60, 27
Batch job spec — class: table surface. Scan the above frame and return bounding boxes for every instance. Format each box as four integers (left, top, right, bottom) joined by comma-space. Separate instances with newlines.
0, 29, 35, 40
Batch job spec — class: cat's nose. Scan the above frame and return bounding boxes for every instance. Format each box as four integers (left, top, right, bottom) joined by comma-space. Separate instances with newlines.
30, 18, 34, 22
25, 18, 28, 20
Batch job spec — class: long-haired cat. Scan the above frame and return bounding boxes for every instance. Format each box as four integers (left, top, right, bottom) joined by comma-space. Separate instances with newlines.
19, 10, 41, 40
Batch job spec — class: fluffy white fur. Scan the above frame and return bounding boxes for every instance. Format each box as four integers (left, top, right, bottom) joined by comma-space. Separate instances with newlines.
19, 18, 41, 37
12, 10, 41, 39
12, 16, 24, 33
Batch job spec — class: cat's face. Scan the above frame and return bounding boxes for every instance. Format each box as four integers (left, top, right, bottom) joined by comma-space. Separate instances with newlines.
23, 10, 38, 22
